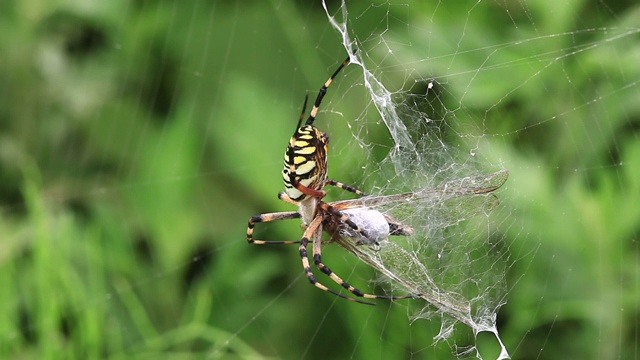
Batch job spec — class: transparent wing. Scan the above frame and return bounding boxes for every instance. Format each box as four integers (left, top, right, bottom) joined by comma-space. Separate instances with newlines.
337, 235, 473, 325
330, 169, 508, 229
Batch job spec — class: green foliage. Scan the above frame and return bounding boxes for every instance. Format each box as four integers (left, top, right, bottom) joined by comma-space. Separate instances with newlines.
0, 1, 638, 359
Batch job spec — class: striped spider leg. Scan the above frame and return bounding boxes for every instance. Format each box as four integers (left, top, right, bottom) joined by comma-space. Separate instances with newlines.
246, 192, 418, 305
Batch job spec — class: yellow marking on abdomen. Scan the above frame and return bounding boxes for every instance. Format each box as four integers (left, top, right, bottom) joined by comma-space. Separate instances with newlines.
295, 146, 316, 155
296, 160, 316, 175
294, 140, 309, 147
299, 175, 316, 187
294, 156, 307, 165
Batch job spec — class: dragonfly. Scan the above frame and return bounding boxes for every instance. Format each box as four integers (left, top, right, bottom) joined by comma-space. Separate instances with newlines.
322, 168, 509, 323
323, 168, 510, 247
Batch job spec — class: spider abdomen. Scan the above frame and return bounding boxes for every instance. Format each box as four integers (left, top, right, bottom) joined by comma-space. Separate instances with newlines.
282, 125, 329, 201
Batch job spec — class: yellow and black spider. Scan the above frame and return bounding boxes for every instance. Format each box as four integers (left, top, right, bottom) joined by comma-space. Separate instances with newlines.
246, 55, 415, 305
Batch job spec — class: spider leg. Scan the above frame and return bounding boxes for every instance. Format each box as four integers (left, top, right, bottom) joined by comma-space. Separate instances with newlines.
325, 179, 367, 196
305, 55, 351, 126
299, 215, 375, 305
277, 191, 299, 205
295, 94, 309, 130
292, 177, 326, 198
311, 215, 416, 301
247, 211, 302, 245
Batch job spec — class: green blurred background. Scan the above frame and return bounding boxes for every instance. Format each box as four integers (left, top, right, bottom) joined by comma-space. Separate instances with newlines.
1, 1, 639, 359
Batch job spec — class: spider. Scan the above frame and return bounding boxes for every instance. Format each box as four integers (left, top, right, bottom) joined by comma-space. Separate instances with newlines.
246, 54, 416, 305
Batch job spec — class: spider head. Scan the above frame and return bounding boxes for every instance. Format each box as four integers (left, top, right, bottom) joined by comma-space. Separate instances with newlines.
282, 124, 329, 202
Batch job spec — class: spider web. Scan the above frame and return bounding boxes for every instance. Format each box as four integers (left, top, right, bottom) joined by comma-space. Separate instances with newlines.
2, 1, 640, 360
312, 1, 639, 358
318, 1, 512, 357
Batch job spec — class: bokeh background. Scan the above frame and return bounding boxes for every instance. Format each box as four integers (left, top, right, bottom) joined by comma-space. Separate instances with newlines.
1, 1, 639, 359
